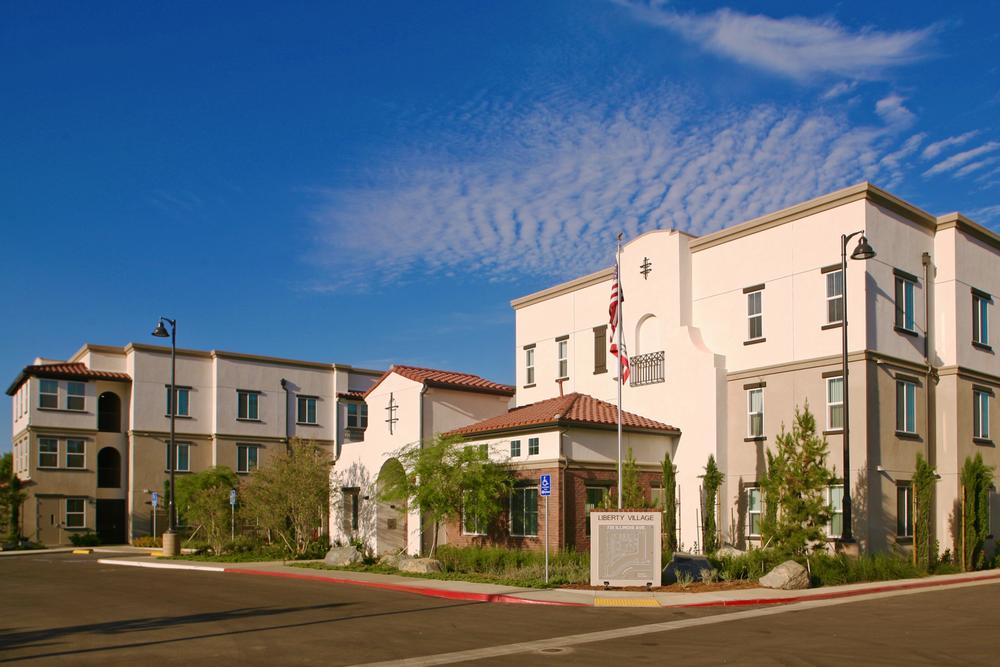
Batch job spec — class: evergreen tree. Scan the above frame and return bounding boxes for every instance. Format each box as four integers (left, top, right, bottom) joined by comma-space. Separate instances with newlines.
960, 453, 994, 570
911, 453, 936, 569
621, 447, 649, 509
661, 452, 677, 553
701, 455, 724, 553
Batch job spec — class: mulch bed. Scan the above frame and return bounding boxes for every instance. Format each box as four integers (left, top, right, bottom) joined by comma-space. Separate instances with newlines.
562, 580, 762, 593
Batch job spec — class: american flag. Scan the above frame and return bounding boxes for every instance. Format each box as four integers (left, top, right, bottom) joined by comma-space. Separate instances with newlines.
609, 266, 630, 384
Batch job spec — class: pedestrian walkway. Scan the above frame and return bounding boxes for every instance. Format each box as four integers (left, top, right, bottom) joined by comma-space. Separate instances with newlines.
94, 553, 1000, 608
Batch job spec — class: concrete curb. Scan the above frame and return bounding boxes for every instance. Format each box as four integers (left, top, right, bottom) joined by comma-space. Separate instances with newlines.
96, 558, 225, 573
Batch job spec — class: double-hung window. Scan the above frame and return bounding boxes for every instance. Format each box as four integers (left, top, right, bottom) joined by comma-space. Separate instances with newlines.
528, 437, 540, 456
66, 382, 85, 411
346, 402, 368, 428
237, 444, 259, 473
894, 271, 916, 333
510, 486, 539, 537
556, 338, 569, 379
828, 485, 844, 537
974, 388, 991, 440
510, 439, 521, 457
166, 386, 190, 416
746, 486, 762, 537
896, 379, 917, 434
827, 376, 844, 431
585, 486, 608, 536
973, 289, 991, 347
746, 289, 763, 341
896, 483, 913, 538
66, 439, 85, 469
297, 396, 317, 424
237, 390, 259, 421
38, 438, 58, 468
747, 388, 764, 438
826, 269, 844, 324
524, 346, 535, 385
65, 498, 85, 528
39, 380, 58, 409
166, 442, 191, 472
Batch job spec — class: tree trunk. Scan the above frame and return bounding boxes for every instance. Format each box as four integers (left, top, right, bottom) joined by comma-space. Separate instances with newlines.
430, 520, 440, 557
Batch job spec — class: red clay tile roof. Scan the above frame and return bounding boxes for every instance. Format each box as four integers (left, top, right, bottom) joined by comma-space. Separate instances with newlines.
363, 364, 515, 399
338, 390, 366, 400
6, 362, 131, 395
444, 393, 678, 437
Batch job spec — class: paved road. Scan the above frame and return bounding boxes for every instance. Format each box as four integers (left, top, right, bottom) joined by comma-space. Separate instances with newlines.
1, 554, 997, 666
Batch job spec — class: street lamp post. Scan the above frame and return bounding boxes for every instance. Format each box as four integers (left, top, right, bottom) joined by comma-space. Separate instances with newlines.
152, 317, 179, 555
840, 232, 876, 545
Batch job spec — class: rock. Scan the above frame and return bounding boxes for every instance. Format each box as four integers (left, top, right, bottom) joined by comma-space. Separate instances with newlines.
379, 552, 407, 569
397, 557, 443, 574
760, 560, 810, 590
662, 552, 714, 585
324, 545, 362, 567
715, 545, 746, 558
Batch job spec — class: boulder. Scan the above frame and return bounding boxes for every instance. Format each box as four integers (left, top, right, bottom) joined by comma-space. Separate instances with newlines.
380, 552, 407, 569
324, 545, 362, 567
397, 557, 443, 574
760, 560, 810, 590
662, 552, 714, 585
715, 545, 746, 558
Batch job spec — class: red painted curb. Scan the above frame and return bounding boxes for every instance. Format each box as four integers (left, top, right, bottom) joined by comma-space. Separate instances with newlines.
223, 568, 587, 607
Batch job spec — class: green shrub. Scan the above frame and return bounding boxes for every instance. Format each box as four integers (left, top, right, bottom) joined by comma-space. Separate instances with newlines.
131, 536, 161, 548
427, 545, 589, 586
712, 549, 926, 587
69, 532, 101, 547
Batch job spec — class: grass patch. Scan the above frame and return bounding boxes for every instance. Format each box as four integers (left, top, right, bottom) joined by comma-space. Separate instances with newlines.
169, 539, 328, 563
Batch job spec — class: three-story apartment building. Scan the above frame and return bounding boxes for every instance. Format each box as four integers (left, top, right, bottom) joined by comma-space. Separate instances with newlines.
7, 342, 380, 545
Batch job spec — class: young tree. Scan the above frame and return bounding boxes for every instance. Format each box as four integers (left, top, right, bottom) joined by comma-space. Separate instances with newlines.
173, 466, 239, 554
765, 405, 834, 556
242, 439, 333, 556
911, 452, 936, 569
379, 435, 514, 556
759, 450, 780, 545
701, 455, 724, 553
621, 447, 652, 509
661, 452, 677, 553
960, 453, 994, 571
0, 453, 25, 542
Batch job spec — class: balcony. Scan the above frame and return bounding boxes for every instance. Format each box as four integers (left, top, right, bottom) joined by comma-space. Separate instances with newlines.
629, 351, 665, 387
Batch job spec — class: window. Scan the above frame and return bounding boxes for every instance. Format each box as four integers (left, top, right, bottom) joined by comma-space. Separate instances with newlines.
747, 290, 763, 340
237, 444, 259, 473
974, 389, 991, 440
593, 325, 607, 374
510, 439, 521, 457
973, 290, 991, 347
39, 379, 58, 409
827, 377, 844, 431
826, 269, 844, 324
585, 486, 608, 536
166, 386, 190, 417
528, 437, 539, 456
746, 486, 762, 537
828, 485, 844, 537
66, 382, 85, 411
237, 390, 259, 420
747, 388, 764, 437
65, 498, 85, 528
165, 442, 191, 472
38, 438, 58, 468
557, 339, 568, 379
894, 274, 916, 332
343, 488, 360, 532
462, 493, 486, 536
525, 347, 535, 385
510, 486, 538, 537
896, 380, 917, 434
346, 402, 368, 428
896, 483, 913, 538
297, 396, 317, 424
66, 439, 85, 469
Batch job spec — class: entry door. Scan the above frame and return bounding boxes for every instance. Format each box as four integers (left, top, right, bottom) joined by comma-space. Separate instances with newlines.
96, 499, 127, 544
37, 498, 61, 545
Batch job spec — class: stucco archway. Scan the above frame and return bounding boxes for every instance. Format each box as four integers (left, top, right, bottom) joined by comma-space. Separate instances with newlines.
635, 313, 661, 355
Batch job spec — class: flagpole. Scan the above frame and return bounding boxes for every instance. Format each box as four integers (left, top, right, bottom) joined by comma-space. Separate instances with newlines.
616, 232, 624, 510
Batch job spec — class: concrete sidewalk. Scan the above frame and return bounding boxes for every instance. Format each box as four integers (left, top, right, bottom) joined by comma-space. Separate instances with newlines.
94, 554, 1000, 608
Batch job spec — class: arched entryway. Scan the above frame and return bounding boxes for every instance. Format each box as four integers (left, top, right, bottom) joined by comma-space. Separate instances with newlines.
97, 392, 122, 432
97, 447, 121, 488
376, 459, 407, 555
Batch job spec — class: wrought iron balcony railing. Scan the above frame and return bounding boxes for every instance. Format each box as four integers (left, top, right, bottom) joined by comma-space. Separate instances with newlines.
629, 350, 665, 387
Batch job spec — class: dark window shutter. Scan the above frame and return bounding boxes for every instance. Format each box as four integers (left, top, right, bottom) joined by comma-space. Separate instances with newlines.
593, 325, 608, 374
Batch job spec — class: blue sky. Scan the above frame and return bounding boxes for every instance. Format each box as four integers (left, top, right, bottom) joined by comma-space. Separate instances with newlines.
3, 1, 999, 434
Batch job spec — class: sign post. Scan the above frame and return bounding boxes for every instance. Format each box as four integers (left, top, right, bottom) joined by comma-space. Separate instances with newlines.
229, 488, 237, 541
151, 491, 159, 540
539, 474, 551, 584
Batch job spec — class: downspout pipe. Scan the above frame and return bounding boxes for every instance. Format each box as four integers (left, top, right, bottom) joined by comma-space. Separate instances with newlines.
281, 378, 291, 450
922, 252, 937, 551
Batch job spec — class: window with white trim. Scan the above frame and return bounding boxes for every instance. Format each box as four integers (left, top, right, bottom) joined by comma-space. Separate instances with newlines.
65, 497, 85, 528
237, 444, 259, 473
973, 291, 991, 346
39, 380, 58, 409
896, 380, 917, 434
510, 486, 538, 537
974, 389, 990, 440
747, 290, 763, 340
510, 439, 521, 457
166, 386, 190, 417
528, 437, 540, 456
297, 396, 317, 424
896, 483, 913, 538
557, 339, 568, 379
525, 347, 535, 385
166, 442, 191, 472
828, 485, 844, 537
38, 438, 58, 468
894, 275, 916, 332
746, 486, 762, 537
237, 390, 260, 420
66, 382, 85, 411
346, 402, 368, 428
826, 269, 844, 324
66, 439, 85, 469
827, 376, 844, 431
747, 388, 764, 437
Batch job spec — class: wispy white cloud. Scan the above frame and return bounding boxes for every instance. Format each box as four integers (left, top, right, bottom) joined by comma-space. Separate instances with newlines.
924, 141, 1000, 177
921, 130, 979, 159
306, 89, 922, 289
955, 157, 998, 178
875, 94, 916, 128
969, 203, 1000, 222
821, 81, 858, 101
614, 3, 936, 81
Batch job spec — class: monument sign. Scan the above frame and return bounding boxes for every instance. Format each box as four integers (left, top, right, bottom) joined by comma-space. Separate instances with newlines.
590, 511, 662, 587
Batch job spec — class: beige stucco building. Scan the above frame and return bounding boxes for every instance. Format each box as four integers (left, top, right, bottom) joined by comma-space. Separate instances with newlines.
7, 343, 381, 545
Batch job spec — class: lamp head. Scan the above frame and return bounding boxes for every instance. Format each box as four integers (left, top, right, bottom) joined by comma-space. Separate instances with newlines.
151, 321, 170, 338
851, 235, 876, 260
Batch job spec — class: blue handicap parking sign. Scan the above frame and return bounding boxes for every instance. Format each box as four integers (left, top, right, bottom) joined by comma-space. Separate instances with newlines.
151, 491, 159, 508
539, 474, 552, 497
229, 488, 237, 506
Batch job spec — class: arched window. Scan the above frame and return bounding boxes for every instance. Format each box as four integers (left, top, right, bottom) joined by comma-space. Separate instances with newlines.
635, 313, 661, 355
98, 392, 122, 433
97, 447, 122, 488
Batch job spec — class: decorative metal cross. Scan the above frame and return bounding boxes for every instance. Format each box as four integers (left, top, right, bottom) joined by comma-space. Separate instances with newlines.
640, 256, 653, 279
385, 392, 398, 434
